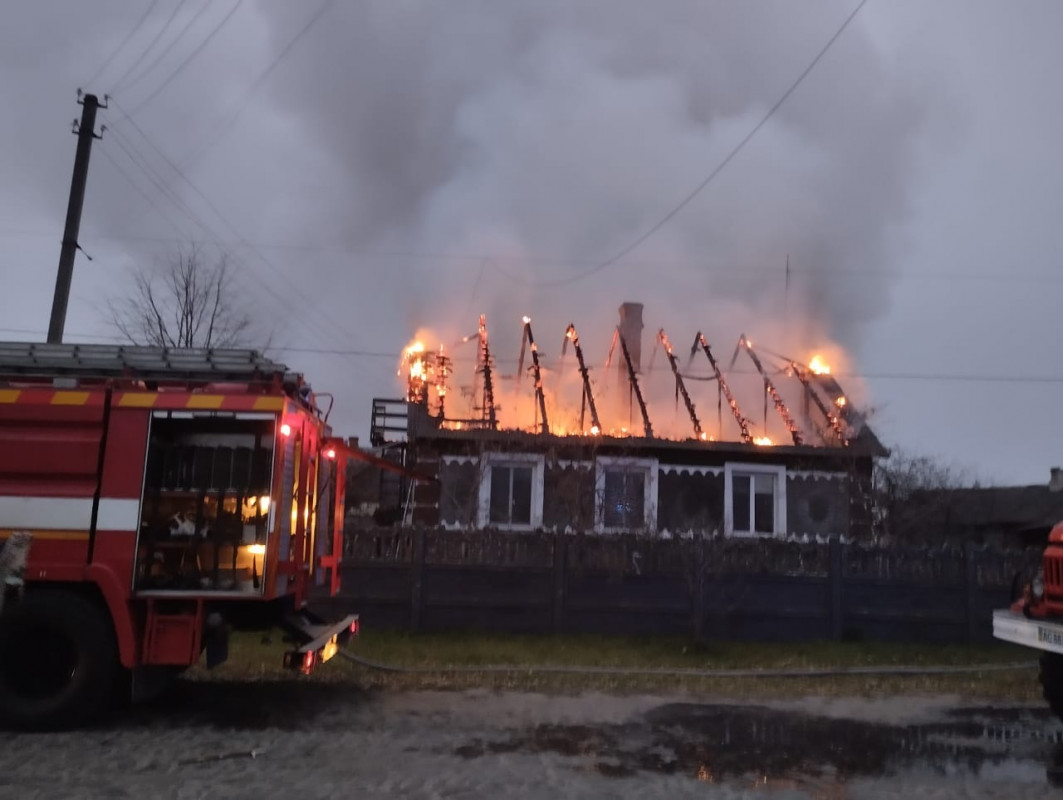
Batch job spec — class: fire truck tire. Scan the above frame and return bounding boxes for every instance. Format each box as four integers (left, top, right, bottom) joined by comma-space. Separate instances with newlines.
1040, 653, 1063, 722
0, 589, 118, 730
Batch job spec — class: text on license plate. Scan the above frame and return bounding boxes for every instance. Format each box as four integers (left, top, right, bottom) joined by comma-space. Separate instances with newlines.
1038, 626, 1063, 646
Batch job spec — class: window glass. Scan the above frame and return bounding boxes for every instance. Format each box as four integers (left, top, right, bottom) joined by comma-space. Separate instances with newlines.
733, 474, 751, 532
489, 466, 511, 524
753, 472, 775, 533
488, 464, 535, 525
603, 469, 645, 528
511, 466, 533, 524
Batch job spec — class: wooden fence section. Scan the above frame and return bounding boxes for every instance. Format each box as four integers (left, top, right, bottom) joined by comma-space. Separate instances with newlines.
330, 528, 1042, 643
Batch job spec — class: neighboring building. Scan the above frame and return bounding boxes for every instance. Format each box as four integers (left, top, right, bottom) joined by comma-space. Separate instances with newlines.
363, 303, 888, 540
894, 474, 1063, 547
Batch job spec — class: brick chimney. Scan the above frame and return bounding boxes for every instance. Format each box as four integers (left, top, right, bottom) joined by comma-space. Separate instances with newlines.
617, 302, 644, 378
1051, 467, 1063, 492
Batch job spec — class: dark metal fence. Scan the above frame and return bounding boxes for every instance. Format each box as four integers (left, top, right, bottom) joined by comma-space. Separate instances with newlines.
325, 527, 1041, 643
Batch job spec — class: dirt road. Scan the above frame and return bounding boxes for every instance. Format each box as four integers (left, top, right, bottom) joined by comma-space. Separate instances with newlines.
1, 682, 1061, 798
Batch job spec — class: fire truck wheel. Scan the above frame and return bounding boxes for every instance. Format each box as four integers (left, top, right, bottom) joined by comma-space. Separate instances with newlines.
0, 590, 118, 730
1040, 653, 1063, 723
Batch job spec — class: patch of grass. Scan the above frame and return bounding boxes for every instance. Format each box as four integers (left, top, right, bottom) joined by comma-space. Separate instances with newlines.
188, 629, 1042, 703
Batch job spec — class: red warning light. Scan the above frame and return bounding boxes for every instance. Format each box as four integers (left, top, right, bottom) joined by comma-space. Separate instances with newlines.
280, 423, 292, 437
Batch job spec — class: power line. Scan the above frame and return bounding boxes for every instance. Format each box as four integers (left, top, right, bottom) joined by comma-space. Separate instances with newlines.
1, 327, 1061, 385
85, 0, 164, 88
118, 0, 215, 94
121, 0, 245, 118
97, 144, 189, 239
182, 0, 338, 166
102, 100, 368, 349
525, 0, 869, 289
110, 0, 191, 93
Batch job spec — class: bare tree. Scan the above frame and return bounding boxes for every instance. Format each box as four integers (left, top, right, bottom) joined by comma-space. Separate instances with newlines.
873, 448, 977, 542
108, 245, 254, 348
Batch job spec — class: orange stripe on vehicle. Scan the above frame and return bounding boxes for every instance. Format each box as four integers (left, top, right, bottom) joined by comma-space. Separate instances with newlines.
0, 529, 90, 541
252, 396, 285, 412
186, 394, 225, 409
0, 389, 21, 404
51, 391, 90, 406
119, 392, 159, 407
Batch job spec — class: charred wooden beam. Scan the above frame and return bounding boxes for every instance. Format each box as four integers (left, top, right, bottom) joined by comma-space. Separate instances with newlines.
564, 324, 601, 434
477, 314, 497, 430
522, 318, 549, 435
738, 335, 803, 445
618, 330, 653, 438
690, 332, 753, 444
658, 328, 704, 440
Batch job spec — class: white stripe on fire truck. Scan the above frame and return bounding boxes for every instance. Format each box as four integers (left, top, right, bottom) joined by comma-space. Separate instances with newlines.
0, 497, 140, 531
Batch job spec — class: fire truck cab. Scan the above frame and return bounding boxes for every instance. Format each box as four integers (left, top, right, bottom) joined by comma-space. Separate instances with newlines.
0, 342, 357, 729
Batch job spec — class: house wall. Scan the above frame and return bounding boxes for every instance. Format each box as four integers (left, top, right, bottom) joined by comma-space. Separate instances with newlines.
786, 472, 851, 538
423, 442, 865, 538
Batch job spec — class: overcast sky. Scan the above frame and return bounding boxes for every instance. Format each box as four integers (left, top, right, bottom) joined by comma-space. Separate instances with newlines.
1, 1, 1060, 485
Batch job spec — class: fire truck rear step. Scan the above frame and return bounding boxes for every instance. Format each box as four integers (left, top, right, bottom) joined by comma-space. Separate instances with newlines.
279, 608, 359, 674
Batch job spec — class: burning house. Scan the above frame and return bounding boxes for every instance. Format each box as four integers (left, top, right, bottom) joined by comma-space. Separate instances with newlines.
368, 303, 887, 539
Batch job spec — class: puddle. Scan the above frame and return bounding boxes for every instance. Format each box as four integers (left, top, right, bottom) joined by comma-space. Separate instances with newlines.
456, 702, 1063, 788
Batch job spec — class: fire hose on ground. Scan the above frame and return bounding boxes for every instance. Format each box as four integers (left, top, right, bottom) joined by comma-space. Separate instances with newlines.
336, 649, 1035, 679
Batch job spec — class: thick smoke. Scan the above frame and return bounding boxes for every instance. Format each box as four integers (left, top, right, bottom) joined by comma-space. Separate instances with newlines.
261, 1, 926, 347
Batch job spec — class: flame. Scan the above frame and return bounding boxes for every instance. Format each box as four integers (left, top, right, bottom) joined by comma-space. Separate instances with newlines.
589, 425, 600, 435
753, 436, 773, 446
401, 339, 429, 403
522, 315, 531, 325
699, 431, 708, 441
835, 395, 847, 407
809, 355, 831, 375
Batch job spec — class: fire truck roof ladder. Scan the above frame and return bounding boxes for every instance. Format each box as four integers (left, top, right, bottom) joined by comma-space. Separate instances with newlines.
0, 341, 299, 385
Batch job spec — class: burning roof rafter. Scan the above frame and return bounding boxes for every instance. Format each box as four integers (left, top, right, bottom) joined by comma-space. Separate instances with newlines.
562, 323, 602, 435
653, 329, 704, 441
733, 335, 803, 446
398, 310, 874, 451
688, 332, 754, 444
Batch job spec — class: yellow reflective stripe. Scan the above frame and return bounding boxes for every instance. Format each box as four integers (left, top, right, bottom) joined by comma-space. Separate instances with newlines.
0, 529, 90, 541
0, 389, 20, 403
119, 393, 158, 407
253, 397, 285, 411
186, 394, 225, 409
51, 391, 90, 405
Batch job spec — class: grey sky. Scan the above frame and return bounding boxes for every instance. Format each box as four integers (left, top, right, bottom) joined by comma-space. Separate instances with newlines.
1, 1, 1060, 484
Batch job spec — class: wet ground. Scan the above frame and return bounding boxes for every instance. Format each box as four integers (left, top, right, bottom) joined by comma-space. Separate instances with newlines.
1, 682, 1062, 798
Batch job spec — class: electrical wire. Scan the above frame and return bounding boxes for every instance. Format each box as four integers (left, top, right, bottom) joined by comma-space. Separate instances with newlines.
517, 0, 869, 289
104, 100, 363, 341
121, 0, 245, 118
118, 0, 216, 94
182, 0, 338, 166
110, 0, 191, 93
85, 0, 164, 89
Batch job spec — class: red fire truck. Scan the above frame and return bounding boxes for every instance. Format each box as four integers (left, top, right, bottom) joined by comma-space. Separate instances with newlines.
994, 520, 1063, 721
0, 342, 358, 729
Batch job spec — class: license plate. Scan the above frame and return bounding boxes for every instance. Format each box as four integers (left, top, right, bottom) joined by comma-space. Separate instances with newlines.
1037, 626, 1063, 646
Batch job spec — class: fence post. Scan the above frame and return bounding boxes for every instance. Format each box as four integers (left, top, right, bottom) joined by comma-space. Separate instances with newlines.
692, 533, 706, 645
553, 531, 567, 633
964, 542, 978, 644
410, 527, 426, 632
829, 537, 843, 640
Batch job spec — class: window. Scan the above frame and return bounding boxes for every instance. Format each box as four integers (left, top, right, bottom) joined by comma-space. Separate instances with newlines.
489, 464, 533, 525
477, 454, 544, 529
594, 457, 658, 532
603, 469, 645, 528
724, 463, 786, 537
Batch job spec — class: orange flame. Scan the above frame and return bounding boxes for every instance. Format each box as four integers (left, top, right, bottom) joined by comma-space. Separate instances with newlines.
753, 436, 773, 446
809, 355, 831, 375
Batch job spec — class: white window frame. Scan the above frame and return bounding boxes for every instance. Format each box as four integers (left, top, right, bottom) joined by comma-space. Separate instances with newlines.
477, 452, 545, 530
594, 456, 658, 533
723, 462, 787, 538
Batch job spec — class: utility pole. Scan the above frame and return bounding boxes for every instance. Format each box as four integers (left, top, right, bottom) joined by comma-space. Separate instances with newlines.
47, 91, 105, 344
